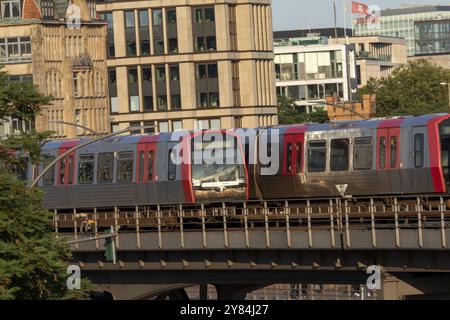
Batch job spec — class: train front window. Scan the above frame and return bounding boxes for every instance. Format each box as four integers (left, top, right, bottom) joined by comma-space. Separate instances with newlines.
191, 134, 246, 189
439, 120, 450, 187
42, 155, 55, 186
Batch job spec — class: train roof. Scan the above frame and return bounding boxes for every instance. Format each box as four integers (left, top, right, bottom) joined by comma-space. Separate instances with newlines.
41, 114, 450, 150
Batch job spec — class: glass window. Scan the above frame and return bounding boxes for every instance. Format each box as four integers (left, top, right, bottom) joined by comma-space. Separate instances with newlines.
110, 97, 118, 113
138, 151, 145, 181
210, 92, 220, 107
308, 140, 326, 172
170, 65, 179, 80
197, 64, 207, 79
157, 95, 167, 110
97, 153, 114, 183
379, 137, 386, 169
143, 96, 153, 112
144, 121, 155, 134
156, 66, 165, 81
286, 143, 292, 173
414, 134, 424, 168
206, 36, 216, 50
129, 96, 139, 112
152, 9, 162, 26
148, 151, 154, 180
125, 11, 135, 28
78, 154, 94, 184
168, 149, 176, 180
117, 151, 134, 182
210, 118, 221, 129
159, 121, 169, 132
296, 143, 302, 173
42, 155, 55, 186
205, 7, 215, 22
128, 68, 138, 83
172, 120, 183, 131
195, 8, 203, 23
167, 8, 177, 24
168, 38, 178, 53
207, 64, 218, 78
353, 137, 373, 170
142, 66, 152, 82
139, 10, 149, 27
171, 94, 181, 110
390, 136, 398, 168
330, 139, 349, 171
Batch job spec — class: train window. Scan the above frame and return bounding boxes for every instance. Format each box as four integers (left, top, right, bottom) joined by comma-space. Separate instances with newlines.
390, 136, 398, 168
117, 151, 134, 182
42, 155, 55, 186
330, 139, 349, 171
78, 154, 94, 184
379, 137, 386, 169
308, 140, 326, 172
296, 142, 302, 173
353, 137, 373, 170
59, 157, 65, 184
138, 151, 145, 181
97, 153, 114, 183
168, 149, 176, 180
148, 151, 154, 180
286, 143, 292, 173
414, 134, 424, 168
68, 155, 74, 184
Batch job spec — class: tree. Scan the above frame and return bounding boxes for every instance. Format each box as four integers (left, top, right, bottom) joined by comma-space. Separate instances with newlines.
0, 66, 91, 299
277, 95, 329, 125
358, 59, 450, 117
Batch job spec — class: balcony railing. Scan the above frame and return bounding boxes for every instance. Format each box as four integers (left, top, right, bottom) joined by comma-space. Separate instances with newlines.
356, 51, 392, 62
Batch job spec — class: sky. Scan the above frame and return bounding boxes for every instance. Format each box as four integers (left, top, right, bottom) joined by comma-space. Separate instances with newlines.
272, 0, 448, 31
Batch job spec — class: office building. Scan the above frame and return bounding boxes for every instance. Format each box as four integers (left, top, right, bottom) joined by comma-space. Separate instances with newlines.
96, 0, 278, 133
354, 5, 450, 56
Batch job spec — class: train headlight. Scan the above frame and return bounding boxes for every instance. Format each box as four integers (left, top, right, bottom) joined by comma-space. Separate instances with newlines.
192, 180, 201, 187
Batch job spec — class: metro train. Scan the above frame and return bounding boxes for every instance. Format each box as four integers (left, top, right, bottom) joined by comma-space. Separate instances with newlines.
29, 113, 450, 209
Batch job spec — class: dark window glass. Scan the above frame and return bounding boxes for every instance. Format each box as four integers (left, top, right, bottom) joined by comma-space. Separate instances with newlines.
109, 69, 116, 84
156, 66, 165, 81
141, 40, 150, 55
117, 151, 134, 182
353, 137, 373, 170
142, 66, 152, 82
296, 142, 302, 173
157, 95, 167, 110
59, 157, 65, 184
138, 151, 145, 181
168, 149, 176, 180
330, 139, 349, 171
286, 143, 292, 173
197, 37, 205, 51
168, 38, 178, 53
209, 92, 220, 107
128, 68, 138, 83
154, 39, 164, 55
195, 9, 203, 23
390, 136, 398, 168
206, 36, 216, 50
379, 137, 386, 169
205, 7, 215, 22
143, 96, 153, 112
167, 8, 177, 24
78, 154, 94, 184
171, 94, 181, 110
43, 155, 55, 186
97, 153, 114, 183
152, 9, 162, 26
170, 65, 179, 80
148, 151, 154, 180
198, 64, 207, 78
308, 140, 326, 172
207, 64, 218, 78
414, 134, 424, 168
144, 121, 155, 134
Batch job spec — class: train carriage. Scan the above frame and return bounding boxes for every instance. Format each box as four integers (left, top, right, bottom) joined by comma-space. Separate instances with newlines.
28, 113, 450, 210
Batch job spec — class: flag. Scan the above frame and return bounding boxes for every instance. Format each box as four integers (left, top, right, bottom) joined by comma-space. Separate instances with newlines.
352, 1, 369, 15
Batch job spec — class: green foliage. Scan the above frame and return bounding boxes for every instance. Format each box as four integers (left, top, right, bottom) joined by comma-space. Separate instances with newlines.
277, 95, 329, 125
358, 59, 450, 117
0, 66, 92, 299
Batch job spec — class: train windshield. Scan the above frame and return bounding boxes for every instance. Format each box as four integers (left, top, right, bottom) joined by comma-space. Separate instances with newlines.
440, 119, 450, 189
191, 133, 246, 199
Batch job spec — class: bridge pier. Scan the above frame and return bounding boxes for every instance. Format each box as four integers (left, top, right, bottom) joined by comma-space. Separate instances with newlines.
382, 273, 450, 300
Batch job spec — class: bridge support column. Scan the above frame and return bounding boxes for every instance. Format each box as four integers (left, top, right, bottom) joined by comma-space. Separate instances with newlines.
214, 284, 267, 300
382, 274, 423, 300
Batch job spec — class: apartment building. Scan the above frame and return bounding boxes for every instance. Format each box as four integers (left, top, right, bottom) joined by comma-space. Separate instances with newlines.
96, 0, 278, 133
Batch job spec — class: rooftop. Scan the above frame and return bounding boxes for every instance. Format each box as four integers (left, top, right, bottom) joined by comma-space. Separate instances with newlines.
381, 5, 450, 17
273, 28, 352, 40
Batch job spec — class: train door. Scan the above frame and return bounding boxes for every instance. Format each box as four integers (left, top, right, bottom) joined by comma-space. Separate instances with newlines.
137, 141, 157, 204
377, 127, 401, 192
58, 147, 75, 186
412, 127, 427, 192
284, 133, 304, 175
377, 128, 400, 170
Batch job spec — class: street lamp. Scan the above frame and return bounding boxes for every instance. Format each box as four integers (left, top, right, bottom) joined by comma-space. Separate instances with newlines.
441, 82, 450, 109
29, 124, 155, 188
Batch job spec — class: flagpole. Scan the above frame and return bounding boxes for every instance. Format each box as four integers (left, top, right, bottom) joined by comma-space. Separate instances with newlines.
343, 0, 349, 44
333, 1, 338, 38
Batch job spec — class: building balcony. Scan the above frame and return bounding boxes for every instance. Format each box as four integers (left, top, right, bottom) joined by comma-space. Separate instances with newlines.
356, 51, 392, 62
